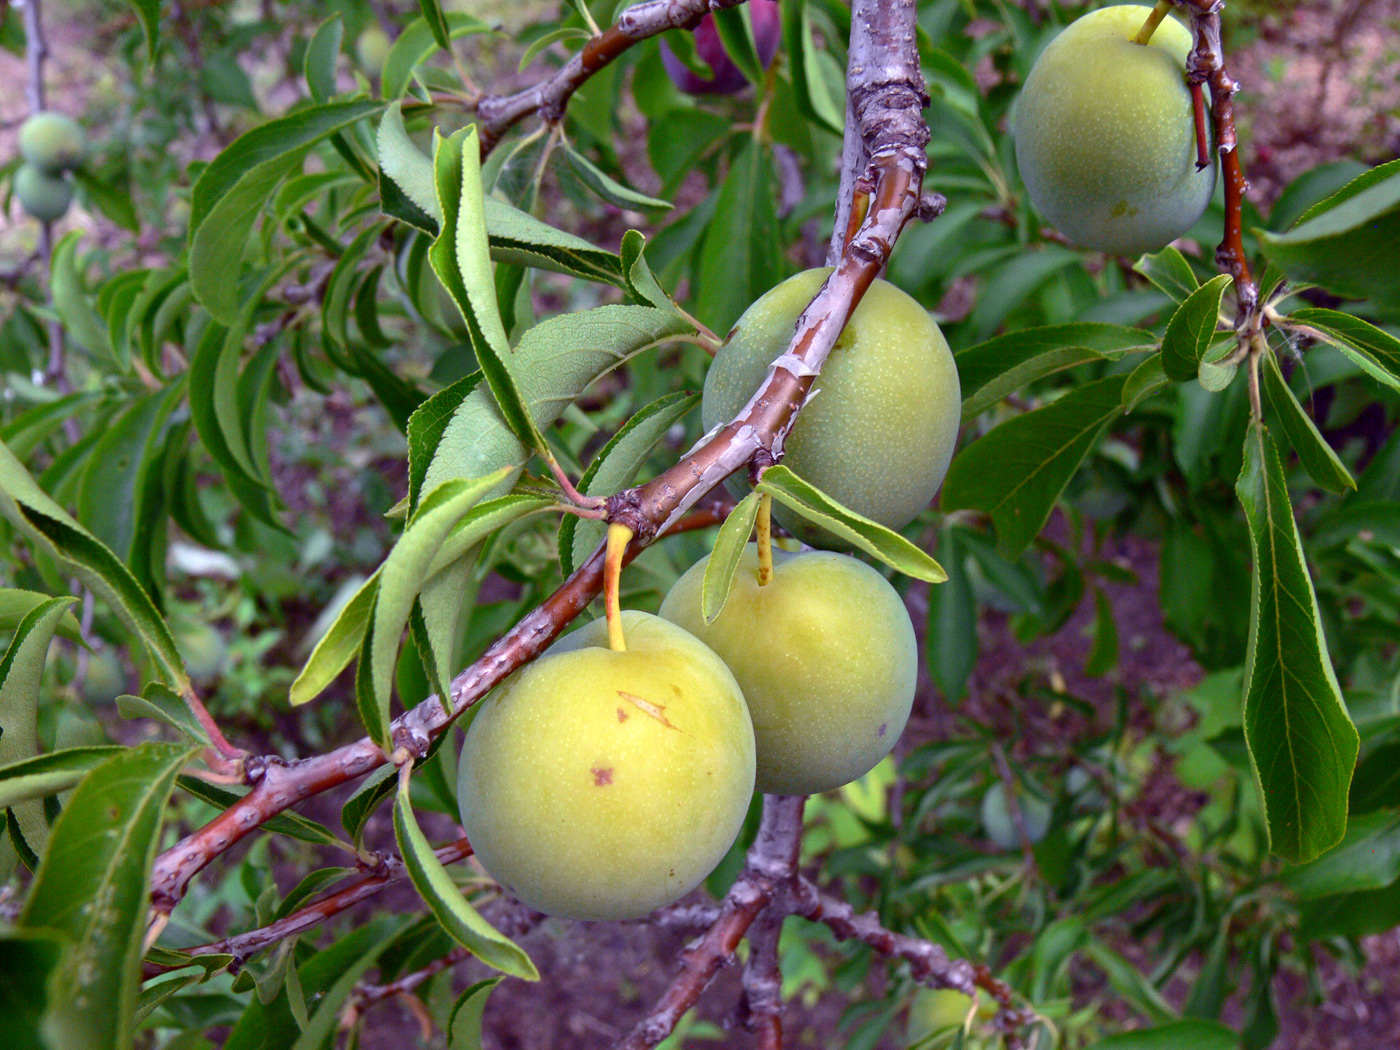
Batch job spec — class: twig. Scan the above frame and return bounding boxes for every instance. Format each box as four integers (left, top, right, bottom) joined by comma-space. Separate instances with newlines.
476, 0, 751, 152
739, 909, 785, 1049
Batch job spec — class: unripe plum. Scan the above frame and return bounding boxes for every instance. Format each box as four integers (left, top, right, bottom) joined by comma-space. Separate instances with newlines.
18, 111, 85, 173
457, 611, 755, 920
660, 1, 780, 95
1013, 5, 1216, 255
355, 26, 392, 73
14, 164, 74, 223
980, 781, 1052, 851
659, 544, 917, 796
701, 268, 961, 548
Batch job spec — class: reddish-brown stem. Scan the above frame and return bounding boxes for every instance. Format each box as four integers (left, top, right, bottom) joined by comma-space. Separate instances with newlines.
1189, 80, 1210, 170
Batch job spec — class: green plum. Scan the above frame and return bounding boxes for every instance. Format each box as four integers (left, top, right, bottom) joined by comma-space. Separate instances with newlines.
701, 268, 960, 549
355, 26, 392, 74
906, 987, 985, 1043
18, 112, 85, 173
659, 544, 916, 796
13, 164, 73, 223
457, 611, 755, 920
1013, 5, 1216, 255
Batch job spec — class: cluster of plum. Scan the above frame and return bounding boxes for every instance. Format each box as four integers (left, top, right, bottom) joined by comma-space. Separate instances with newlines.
12, 112, 85, 224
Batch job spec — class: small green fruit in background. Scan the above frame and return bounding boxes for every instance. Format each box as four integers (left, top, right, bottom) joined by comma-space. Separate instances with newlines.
355, 26, 392, 73
457, 611, 755, 920
18, 111, 85, 173
981, 781, 1052, 850
1013, 5, 1216, 255
172, 619, 230, 681
13, 164, 74, 223
701, 268, 961, 549
660, 544, 917, 796
906, 987, 982, 1043
80, 647, 126, 705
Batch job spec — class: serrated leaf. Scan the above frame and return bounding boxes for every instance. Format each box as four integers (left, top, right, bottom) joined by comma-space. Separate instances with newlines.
562, 391, 699, 574
1259, 351, 1354, 495
0, 589, 84, 643
290, 570, 380, 706
188, 100, 384, 322
447, 978, 501, 1048
1133, 245, 1200, 302
0, 747, 122, 810
428, 494, 558, 580
416, 0, 452, 51
695, 138, 782, 333
927, 527, 975, 706
1162, 273, 1232, 382
377, 101, 442, 225
941, 375, 1128, 558
1257, 160, 1400, 304
564, 144, 673, 214
20, 742, 197, 1050
482, 196, 624, 285
1, 597, 79, 851
304, 16, 343, 103
1236, 421, 1359, 862
618, 229, 672, 310
1084, 1020, 1240, 1050
701, 493, 761, 624
782, 0, 844, 133
360, 471, 510, 749
341, 764, 397, 846
382, 12, 491, 99
0, 437, 187, 689
1197, 355, 1238, 393
392, 766, 538, 980
1286, 306, 1400, 393
756, 465, 946, 582
956, 322, 1153, 421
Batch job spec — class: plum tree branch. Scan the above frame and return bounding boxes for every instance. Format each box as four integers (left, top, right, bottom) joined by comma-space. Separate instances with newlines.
476, 0, 752, 152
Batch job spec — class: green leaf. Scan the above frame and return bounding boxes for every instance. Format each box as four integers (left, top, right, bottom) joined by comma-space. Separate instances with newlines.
416, 0, 452, 52
518, 26, 590, 72
0, 597, 79, 851
781, 0, 844, 133
968, 246, 1084, 340
1286, 306, 1400, 393
341, 765, 397, 847
447, 979, 501, 1048
1084, 1020, 1240, 1050
695, 138, 782, 333
1084, 586, 1119, 676
0, 931, 66, 1050
561, 390, 699, 574
564, 144, 672, 214
287, 923, 404, 1050
377, 101, 442, 226
360, 471, 510, 749
0, 437, 187, 689
1082, 941, 1175, 1025
926, 526, 975, 706
0, 747, 122, 810
1257, 160, 1400, 304
1281, 810, 1400, 900
618, 229, 673, 310
701, 493, 761, 624
51, 232, 115, 364
427, 494, 558, 580
482, 196, 624, 285
1236, 422, 1359, 862
1259, 351, 1354, 495
1161, 274, 1231, 382
1122, 353, 1169, 411
304, 16, 344, 104
0, 588, 83, 643
189, 100, 384, 322
756, 465, 946, 583
124, 0, 160, 65
955, 322, 1152, 422
1133, 245, 1200, 302
20, 742, 198, 1050
290, 570, 380, 706
382, 12, 491, 100
116, 683, 213, 745
941, 375, 1128, 558
392, 766, 539, 980
711, 5, 763, 85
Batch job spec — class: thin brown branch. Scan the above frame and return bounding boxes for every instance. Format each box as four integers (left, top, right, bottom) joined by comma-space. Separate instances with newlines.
739, 909, 785, 1049
150, 0, 931, 913
477, 0, 751, 153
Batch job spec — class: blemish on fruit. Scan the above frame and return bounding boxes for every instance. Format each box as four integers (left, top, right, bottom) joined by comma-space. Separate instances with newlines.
618, 690, 679, 730
617, 707, 628, 722
878, 723, 887, 738
591, 766, 614, 786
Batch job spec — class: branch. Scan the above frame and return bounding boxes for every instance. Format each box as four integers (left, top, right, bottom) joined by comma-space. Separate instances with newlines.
739, 909, 785, 1049
150, 0, 931, 912
476, 0, 751, 152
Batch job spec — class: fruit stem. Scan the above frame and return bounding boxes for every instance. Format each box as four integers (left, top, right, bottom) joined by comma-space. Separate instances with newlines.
756, 493, 774, 587
1132, 1, 1174, 45
605, 522, 634, 652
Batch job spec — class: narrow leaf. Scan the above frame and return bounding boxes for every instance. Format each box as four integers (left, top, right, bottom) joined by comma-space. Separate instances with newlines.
941, 375, 1128, 557
0, 747, 122, 810
564, 144, 672, 213
416, 0, 452, 51
1236, 422, 1359, 862
1259, 351, 1355, 494
702, 493, 761, 624
1286, 306, 1400, 393
447, 979, 501, 1048
1085, 1020, 1240, 1050
304, 16, 344, 104
382, 13, 492, 100
695, 138, 782, 333
377, 101, 442, 225
290, 571, 380, 706
0, 589, 84, 643
392, 766, 538, 980
20, 743, 198, 1050
927, 527, 976, 705
756, 465, 946, 583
